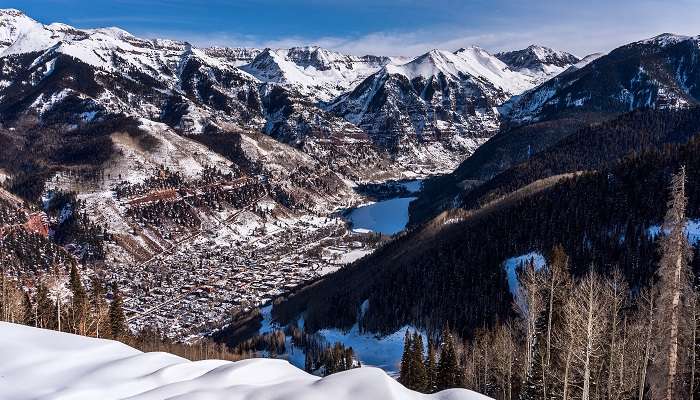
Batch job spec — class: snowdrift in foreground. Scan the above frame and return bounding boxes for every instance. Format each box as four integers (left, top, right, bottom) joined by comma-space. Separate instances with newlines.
0, 323, 490, 400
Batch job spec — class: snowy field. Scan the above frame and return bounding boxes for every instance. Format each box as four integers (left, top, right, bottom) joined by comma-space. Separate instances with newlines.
0, 322, 490, 400
318, 324, 419, 374
346, 197, 417, 235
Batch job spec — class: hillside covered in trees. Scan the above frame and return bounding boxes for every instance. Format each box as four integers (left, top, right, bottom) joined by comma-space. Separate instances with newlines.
272, 108, 700, 338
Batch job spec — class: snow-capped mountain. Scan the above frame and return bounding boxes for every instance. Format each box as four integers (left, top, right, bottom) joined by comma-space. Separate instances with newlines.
0, 9, 479, 175
495, 45, 579, 85
326, 47, 546, 167
506, 33, 700, 123
243, 46, 392, 101
203, 46, 263, 66
0, 8, 586, 178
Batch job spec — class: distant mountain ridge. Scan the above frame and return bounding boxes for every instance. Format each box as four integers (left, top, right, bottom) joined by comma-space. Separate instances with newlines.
496, 44, 580, 84
0, 8, 583, 177
506, 33, 700, 124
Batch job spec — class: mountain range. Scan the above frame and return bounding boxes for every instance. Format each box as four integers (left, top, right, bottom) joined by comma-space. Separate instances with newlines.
0, 8, 583, 181
3, 6, 700, 399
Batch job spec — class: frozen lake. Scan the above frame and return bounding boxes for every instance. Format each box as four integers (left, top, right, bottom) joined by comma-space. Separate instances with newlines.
346, 196, 417, 235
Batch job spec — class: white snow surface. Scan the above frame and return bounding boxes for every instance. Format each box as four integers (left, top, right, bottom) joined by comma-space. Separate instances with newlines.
385, 47, 534, 95
0, 322, 489, 400
637, 33, 696, 47
242, 46, 390, 101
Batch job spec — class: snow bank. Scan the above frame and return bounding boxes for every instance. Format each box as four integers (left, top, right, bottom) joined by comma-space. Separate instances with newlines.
0, 322, 489, 400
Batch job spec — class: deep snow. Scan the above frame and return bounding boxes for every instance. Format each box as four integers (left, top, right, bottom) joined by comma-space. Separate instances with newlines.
0, 322, 491, 400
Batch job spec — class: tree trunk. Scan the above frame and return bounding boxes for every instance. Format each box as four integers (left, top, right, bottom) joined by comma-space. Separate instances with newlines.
691, 297, 697, 400
57, 294, 61, 332
582, 279, 595, 400
666, 248, 682, 400
639, 298, 654, 400
563, 346, 572, 400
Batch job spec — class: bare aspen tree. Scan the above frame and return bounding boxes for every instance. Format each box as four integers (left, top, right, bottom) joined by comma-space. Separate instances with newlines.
0, 274, 23, 323
631, 285, 657, 400
604, 268, 628, 400
492, 321, 519, 400
539, 245, 571, 400
90, 275, 107, 338
515, 258, 544, 380
564, 270, 608, 400
652, 166, 694, 400
552, 278, 582, 400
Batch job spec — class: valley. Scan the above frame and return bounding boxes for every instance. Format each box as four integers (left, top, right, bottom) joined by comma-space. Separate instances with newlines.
2, 4, 700, 399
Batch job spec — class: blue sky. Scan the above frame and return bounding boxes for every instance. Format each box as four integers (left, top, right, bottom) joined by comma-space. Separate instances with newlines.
13, 0, 700, 56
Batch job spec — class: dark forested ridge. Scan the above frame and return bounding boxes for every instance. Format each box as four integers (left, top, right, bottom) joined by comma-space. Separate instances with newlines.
273, 131, 700, 339
409, 114, 606, 226
410, 107, 700, 226
460, 107, 700, 208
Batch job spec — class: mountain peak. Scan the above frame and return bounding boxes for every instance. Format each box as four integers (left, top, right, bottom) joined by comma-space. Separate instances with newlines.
0, 8, 26, 17
382, 47, 533, 95
638, 32, 693, 47
495, 45, 579, 79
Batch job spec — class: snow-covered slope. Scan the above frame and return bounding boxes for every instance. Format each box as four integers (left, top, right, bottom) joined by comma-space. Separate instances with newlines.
0, 322, 489, 400
495, 45, 579, 85
326, 47, 538, 166
243, 46, 391, 101
452, 46, 535, 94
505, 33, 700, 123
0, 8, 490, 174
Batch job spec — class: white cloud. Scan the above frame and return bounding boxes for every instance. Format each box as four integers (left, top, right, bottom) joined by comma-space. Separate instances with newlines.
133, 0, 700, 58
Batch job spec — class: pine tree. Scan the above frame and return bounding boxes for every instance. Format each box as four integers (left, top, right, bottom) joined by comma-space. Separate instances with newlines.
305, 350, 314, 372
399, 330, 414, 389
411, 331, 428, 392
436, 329, 462, 391
425, 337, 438, 394
90, 276, 107, 338
21, 291, 33, 326
69, 264, 88, 335
109, 282, 127, 340
35, 283, 54, 329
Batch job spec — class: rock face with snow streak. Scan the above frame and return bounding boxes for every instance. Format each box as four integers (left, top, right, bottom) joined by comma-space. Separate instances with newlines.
243, 46, 392, 101
0, 8, 586, 177
505, 34, 700, 123
496, 45, 579, 85
0, 322, 490, 400
0, 9, 491, 175
326, 47, 539, 166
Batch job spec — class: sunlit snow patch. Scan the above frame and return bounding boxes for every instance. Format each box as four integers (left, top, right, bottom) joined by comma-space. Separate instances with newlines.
647, 219, 700, 244
257, 303, 424, 376
503, 252, 546, 296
